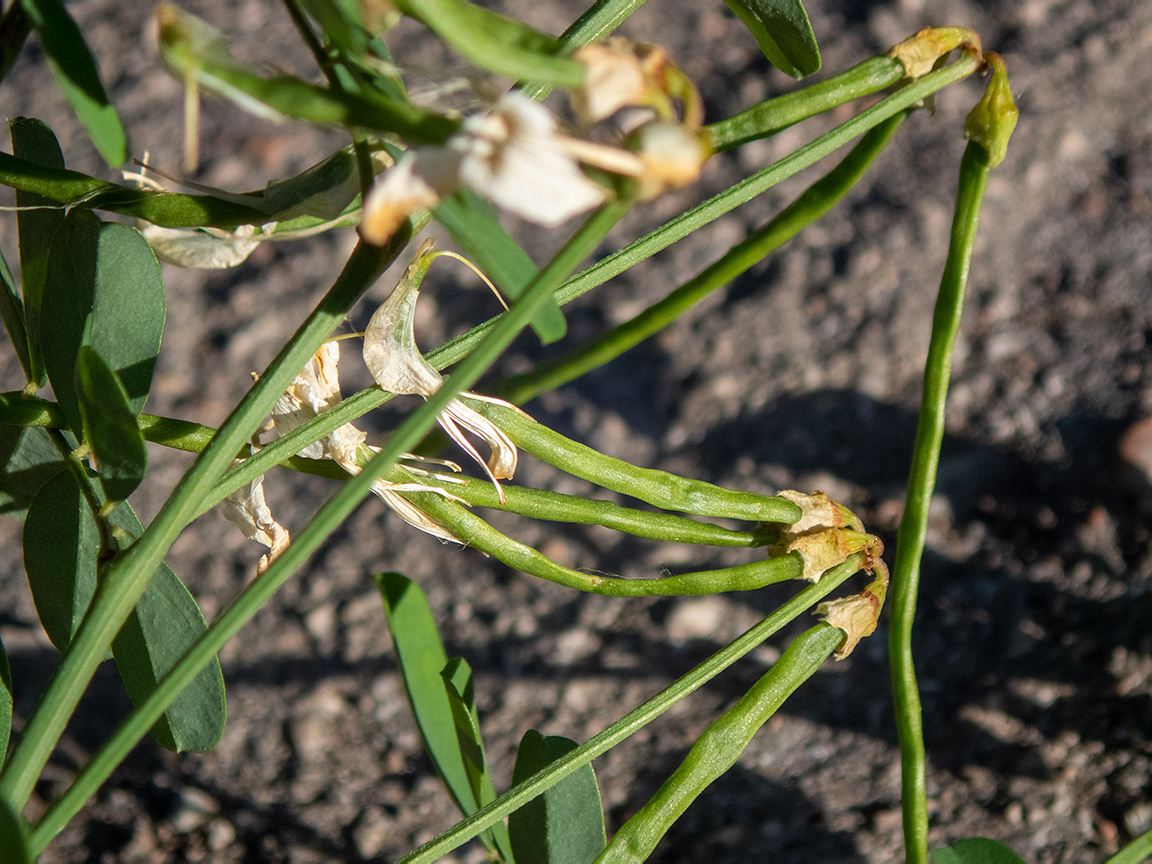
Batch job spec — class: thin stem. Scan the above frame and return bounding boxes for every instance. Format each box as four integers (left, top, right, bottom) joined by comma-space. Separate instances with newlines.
398, 555, 865, 863
889, 141, 991, 864
0, 231, 411, 811
29, 202, 629, 852
498, 111, 908, 405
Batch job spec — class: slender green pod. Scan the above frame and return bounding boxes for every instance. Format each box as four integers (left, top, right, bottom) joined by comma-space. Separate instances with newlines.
424, 470, 777, 547
889, 54, 1017, 864
463, 399, 801, 524
596, 623, 843, 862
406, 486, 804, 595
704, 56, 903, 151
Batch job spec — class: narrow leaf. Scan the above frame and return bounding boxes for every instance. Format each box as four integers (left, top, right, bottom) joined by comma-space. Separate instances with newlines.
376, 573, 508, 857
10, 116, 65, 386
23, 470, 226, 751
509, 731, 606, 864
0, 247, 33, 382
930, 839, 1027, 864
376, 573, 478, 814
19, 0, 128, 166
442, 657, 515, 862
393, 0, 583, 86
0, 426, 66, 521
723, 0, 820, 79
1, 628, 13, 766
75, 345, 148, 502
0, 795, 31, 864
434, 190, 566, 344
40, 215, 166, 435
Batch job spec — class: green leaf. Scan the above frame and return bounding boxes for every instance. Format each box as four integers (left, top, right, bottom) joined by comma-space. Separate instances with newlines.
156, 5, 455, 144
0, 795, 31, 864
376, 574, 478, 809
393, 0, 583, 86
1, 628, 13, 767
107, 502, 226, 753
0, 247, 33, 383
75, 345, 148, 502
723, 0, 820, 79
40, 214, 166, 436
442, 657, 514, 862
434, 190, 566, 344
376, 573, 509, 857
10, 116, 65, 387
23, 469, 98, 650
18, 0, 128, 166
930, 838, 1027, 864
23, 470, 226, 751
0, 423, 67, 521
509, 731, 606, 864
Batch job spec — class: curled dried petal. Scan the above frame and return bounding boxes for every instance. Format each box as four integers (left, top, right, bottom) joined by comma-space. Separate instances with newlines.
219, 471, 290, 574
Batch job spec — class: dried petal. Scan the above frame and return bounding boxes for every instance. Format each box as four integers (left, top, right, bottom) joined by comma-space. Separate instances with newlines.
359, 154, 442, 245
362, 242, 521, 502
887, 27, 982, 79
272, 341, 367, 465
631, 121, 710, 200
572, 38, 667, 124
815, 561, 889, 659
219, 471, 290, 574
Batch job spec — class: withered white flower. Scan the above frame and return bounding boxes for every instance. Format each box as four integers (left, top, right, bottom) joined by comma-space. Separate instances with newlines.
269, 341, 465, 542
572, 37, 674, 125
362, 240, 521, 503
360, 94, 614, 245
219, 469, 289, 575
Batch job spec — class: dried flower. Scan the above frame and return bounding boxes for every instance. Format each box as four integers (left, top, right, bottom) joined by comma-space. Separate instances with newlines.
219, 470, 289, 575
362, 240, 521, 503
272, 341, 464, 542
360, 94, 614, 244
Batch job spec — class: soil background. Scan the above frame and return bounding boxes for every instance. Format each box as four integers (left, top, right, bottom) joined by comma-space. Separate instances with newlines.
2, 0, 1151, 862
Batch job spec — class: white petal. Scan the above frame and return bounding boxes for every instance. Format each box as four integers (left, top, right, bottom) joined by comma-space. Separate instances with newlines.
456, 93, 606, 227
219, 471, 290, 572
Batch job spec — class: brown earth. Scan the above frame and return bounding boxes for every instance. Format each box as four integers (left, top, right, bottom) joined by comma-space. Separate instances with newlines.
1, 0, 1151, 861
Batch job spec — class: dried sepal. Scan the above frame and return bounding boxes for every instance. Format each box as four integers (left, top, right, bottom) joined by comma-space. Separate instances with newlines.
219, 469, 290, 575
816, 559, 889, 659
887, 27, 982, 79
362, 241, 521, 502
777, 490, 864, 533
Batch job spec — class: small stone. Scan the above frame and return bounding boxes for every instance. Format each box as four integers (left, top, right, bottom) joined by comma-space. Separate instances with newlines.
171, 787, 218, 833
665, 596, 727, 642
1120, 417, 1152, 480
353, 807, 392, 858
206, 817, 237, 851
1124, 801, 1152, 836
873, 808, 904, 832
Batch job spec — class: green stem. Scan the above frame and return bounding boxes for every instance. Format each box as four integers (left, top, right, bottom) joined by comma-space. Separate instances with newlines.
499, 111, 907, 404
889, 141, 991, 864
0, 231, 411, 811
704, 56, 903, 152
28, 202, 629, 853
397, 555, 864, 863
1107, 828, 1152, 864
